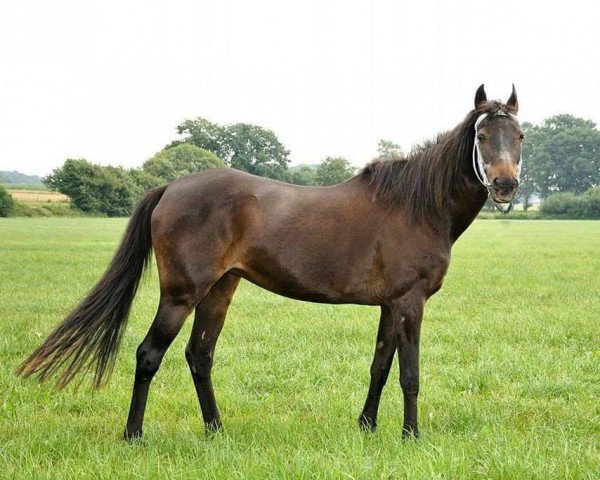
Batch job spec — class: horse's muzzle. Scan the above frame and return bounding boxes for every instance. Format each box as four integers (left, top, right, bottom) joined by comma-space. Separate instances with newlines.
491, 176, 519, 202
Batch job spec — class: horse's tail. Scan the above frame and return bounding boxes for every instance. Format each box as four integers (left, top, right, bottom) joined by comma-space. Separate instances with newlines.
17, 186, 167, 389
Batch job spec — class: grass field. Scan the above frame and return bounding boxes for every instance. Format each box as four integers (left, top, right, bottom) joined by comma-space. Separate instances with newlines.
1, 219, 599, 479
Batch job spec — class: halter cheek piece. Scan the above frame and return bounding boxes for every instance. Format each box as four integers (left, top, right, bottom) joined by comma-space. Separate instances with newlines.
472, 111, 522, 214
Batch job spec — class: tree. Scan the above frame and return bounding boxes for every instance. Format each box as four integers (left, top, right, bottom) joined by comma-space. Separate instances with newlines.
176, 117, 224, 154
176, 117, 290, 180
0, 186, 15, 217
143, 144, 225, 182
288, 164, 317, 186
44, 159, 142, 216
127, 168, 163, 192
522, 115, 600, 198
376, 139, 403, 160
314, 157, 355, 186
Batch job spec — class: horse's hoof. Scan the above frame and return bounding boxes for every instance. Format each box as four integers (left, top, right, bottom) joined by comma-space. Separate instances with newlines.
124, 429, 143, 442
358, 414, 377, 433
204, 419, 222, 437
402, 426, 419, 440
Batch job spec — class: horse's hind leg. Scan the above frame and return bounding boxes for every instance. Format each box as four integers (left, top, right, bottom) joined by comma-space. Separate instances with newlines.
185, 273, 240, 434
124, 293, 198, 440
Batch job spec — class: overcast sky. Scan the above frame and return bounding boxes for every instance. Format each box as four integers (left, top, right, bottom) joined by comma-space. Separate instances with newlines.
1, 0, 599, 176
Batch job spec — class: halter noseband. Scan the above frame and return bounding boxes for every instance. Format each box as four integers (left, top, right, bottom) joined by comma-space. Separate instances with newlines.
472, 111, 522, 215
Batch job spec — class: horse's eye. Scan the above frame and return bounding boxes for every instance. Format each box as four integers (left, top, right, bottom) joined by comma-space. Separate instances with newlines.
519, 133, 524, 140
477, 133, 486, 142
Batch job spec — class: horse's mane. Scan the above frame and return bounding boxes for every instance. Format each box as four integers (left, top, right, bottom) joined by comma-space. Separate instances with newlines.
360, 101, 508, 224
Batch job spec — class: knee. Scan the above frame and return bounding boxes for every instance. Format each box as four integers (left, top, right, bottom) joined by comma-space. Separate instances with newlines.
400, 371, 419, 395
185, 348, 213, 379
135, 345, 162, 380
370, 362, 391, 378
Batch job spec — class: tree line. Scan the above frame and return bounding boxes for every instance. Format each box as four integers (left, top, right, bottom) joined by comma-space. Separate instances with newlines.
34, 112, 600, 218
42, 118, 401, 216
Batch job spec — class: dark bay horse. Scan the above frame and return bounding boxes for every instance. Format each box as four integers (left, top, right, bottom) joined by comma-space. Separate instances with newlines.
18, 85, 523, 440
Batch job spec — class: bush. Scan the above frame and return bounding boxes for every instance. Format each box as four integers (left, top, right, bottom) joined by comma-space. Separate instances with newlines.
540, 188, 600, 219
0, 186, 15, 217
44, 159, 143, 217
582, 187, 600, 218
540, 192, 583, 218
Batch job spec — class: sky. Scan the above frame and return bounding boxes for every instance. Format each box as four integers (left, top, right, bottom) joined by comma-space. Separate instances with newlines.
1, 0, 600, 176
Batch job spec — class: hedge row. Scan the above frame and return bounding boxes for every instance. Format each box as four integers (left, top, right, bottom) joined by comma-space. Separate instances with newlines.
540, 188, 600, 219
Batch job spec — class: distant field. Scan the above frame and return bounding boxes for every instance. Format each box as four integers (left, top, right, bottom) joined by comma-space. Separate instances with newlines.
0, 183, 45, 191
9, 190, 69, 203
0, 219, 598, 479
0, 183, 69, 203
4, 186, 79, 216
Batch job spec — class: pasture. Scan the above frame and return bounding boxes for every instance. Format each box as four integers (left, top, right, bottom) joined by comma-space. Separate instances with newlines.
1, 218, 599, 479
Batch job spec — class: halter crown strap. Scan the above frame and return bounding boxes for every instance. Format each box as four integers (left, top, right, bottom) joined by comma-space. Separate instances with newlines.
472, 111, 522, 215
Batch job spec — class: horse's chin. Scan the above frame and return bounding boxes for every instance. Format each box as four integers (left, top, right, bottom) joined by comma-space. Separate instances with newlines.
492, 193, 517, 204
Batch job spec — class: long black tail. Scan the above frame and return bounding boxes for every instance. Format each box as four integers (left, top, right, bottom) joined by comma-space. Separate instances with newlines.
17, 186, 167, 388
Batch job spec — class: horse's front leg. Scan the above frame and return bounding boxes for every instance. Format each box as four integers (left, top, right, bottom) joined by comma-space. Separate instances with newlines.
390, 292, 424, 438
359, 305, 396, 431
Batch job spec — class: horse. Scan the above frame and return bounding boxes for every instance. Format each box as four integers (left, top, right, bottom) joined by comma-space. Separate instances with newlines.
18, 84, 523, 440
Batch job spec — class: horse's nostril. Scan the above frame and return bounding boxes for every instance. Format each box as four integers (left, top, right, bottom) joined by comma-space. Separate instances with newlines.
492, 178, 505, 191
492, 177, 517, 192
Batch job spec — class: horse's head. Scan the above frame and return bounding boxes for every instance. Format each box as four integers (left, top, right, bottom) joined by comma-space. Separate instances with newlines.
472, 84, 523, 204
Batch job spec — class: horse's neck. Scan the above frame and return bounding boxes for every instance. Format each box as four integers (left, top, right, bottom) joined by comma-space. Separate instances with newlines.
427, 125, 489, 242
447, 178, 488, 242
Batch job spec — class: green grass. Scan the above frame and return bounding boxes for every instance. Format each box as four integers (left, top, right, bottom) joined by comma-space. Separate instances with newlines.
1, 219, 599, 479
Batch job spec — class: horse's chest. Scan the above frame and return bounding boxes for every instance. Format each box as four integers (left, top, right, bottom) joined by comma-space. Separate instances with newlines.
378, 246, 451, 300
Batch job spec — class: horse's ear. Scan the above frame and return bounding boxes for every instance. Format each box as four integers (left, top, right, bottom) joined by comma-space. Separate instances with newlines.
506, 84, 518, 114
475, 84, 487, 110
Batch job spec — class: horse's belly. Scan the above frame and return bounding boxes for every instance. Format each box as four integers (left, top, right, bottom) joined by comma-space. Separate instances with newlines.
230, 251, 381, 305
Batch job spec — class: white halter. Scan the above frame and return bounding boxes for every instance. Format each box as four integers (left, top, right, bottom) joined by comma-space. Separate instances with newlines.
472, 111, 522, 214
